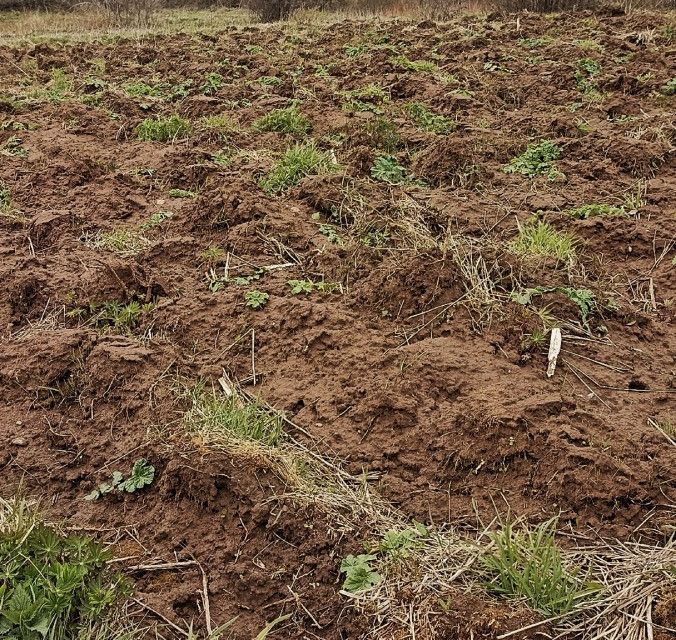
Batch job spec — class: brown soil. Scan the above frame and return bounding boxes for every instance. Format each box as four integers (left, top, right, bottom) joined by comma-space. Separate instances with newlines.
1, 9, 675, 639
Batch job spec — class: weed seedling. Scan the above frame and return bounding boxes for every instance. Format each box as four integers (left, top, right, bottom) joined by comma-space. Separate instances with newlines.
504, 140, 562, 180
319, 223, 344, 246
81, 300, 153, 333
90, 228, 150, 255
258, 75, 283, 87
0, 180, 11, 211
137, 115, 191, 142
364, 117, 401, 152
378, 522, 428, 558
371, 155, 409, 185
340, 554, 380, 593
575, 58, 602, 96
406, 102, 455, 134
287, 279, 341, 295
201, 72, 223, 95
390, 54, 437, 73
124, 81, 162, 98
253, 105, 311, 135
245, 290, 269, 309
85, 458, 155, 500
259, 142, 334, 194
660, 78, 676, 96
509, 218, 576, 262
201, 246, 225, 263
46, 68, 71, 103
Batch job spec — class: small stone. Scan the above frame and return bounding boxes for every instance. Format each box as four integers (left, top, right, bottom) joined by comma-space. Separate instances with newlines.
11, 437, 27, 447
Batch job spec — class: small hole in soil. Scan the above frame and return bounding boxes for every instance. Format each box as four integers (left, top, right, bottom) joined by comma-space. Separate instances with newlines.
628, 378, 648, 391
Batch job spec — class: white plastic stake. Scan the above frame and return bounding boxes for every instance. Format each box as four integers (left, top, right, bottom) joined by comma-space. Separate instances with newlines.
547, 328, 562, 378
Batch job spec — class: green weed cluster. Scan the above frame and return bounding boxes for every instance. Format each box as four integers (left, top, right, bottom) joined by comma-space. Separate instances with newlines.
406, 102, 455, 134
0, 498, 130, 640
504, 140, 562, 179
371, 155, 410, 185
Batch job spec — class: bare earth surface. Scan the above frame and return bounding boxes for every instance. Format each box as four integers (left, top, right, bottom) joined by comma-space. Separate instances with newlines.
0, 9, 675, 639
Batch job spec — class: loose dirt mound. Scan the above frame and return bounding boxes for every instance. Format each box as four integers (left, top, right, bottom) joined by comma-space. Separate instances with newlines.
0, 10, 674, 639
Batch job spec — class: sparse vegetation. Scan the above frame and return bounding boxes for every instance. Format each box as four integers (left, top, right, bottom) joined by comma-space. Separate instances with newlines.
2, 12, 675, 640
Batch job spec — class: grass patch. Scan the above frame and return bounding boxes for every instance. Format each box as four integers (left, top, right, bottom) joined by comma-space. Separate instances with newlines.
565, 203, 626, 219
259, 142, 334, 194
89, 228, 150, 256
0, 180, 11, 211
253, 105, 311, 135
504, 140, 562, 180
183, 383, 283, 446
484, 518, 598, 616
390, 54, 437, 73
509, 218, 576, 262
137, 115, 191, 142
0, 496, 131, 639
406, 102, 455, 134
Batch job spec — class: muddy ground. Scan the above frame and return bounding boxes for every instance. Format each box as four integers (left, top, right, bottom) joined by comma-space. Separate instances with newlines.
0, 8, 675, 639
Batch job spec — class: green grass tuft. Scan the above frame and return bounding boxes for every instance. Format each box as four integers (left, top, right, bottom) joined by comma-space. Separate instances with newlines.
483, 518, 598, 616
509, 218, 576, 262
183, 384, 283, 447
253, 105, 311, 135
259, 142, 334, 194
137, 115, 191, 142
